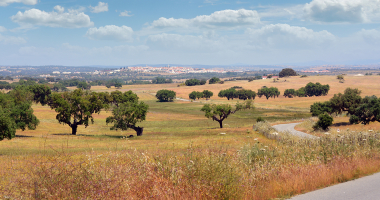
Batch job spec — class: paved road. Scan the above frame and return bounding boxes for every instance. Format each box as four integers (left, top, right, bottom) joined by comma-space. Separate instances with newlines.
289, 172, 380, 200
272, 122, 317, 139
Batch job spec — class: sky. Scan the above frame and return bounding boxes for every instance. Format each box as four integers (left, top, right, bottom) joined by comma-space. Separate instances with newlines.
1, 0, 380, 66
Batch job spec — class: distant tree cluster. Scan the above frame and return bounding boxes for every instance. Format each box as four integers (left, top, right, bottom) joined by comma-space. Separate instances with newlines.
279, 68, 297, 78
151, 77, 173, 84
257, 87, 280, 100
185, 79, 207, 86
189, 90, 213, 100
208, 77, 221, 84
284, 82, 330, 98
218, 88, 256, 100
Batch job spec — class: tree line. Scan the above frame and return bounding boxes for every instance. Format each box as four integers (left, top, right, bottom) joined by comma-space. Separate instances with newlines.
1, 85, 149, 140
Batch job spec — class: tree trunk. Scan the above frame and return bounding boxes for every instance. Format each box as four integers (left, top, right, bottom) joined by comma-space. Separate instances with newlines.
127, 124, 144, 136
71, 124, 78, 135
135, 127, 143, 136
218, 120, 223, 128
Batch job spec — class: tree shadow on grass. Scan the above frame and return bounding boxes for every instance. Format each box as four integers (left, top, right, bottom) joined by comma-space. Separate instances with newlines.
331, 122, 351, 127
52, 133, 126, 139
16, 135, 33, 138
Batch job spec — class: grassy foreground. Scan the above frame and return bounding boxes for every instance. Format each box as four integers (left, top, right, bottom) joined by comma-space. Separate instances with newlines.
2, 75, 380, 199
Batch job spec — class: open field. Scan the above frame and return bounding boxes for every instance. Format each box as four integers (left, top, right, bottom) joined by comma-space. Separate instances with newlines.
2, 75, 380, 199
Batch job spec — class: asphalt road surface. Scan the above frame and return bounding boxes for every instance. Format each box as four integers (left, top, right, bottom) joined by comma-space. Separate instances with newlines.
289, 172, 380, 200
272, 122, 317, 139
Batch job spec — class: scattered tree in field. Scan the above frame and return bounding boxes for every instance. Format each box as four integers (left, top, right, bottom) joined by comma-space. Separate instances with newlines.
202, 90, 213, 100
201, 101, 253, 128
313, 113, 333, 130
185, 79, 201, 86
235, 89, 256, 100
106, 91, 149, 136
48, 89, 105, 135
349, 96, 380, 125
337, 75, 344, 80
304, 82, 330, 97
257, 87, 280, 100
189, 91, 199, 100
209, 77, 221, 84
283, 89, 296, 98
200, 79, 207, 85
218, 88, 237, 100
156, 89, 176, 102
0, 88, 41, 140
279, 68, 297, 78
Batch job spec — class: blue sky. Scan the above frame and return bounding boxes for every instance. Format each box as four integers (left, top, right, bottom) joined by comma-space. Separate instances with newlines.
1, 0, 380, 66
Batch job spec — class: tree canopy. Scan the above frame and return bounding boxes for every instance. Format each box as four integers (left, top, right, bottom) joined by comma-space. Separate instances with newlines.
0, 87, 41, 140
349, 96, 380, 125
156, 89, 176, 102
283, 89, 296, 98
201, 101, 253, 128
304, 82, 330, 97
48, 89, 106, 135
257, 87, 280, 100
185, 79, 206, 86
209, 77, 221, 84
279, 68, 297, 78
106, 91, 149, 136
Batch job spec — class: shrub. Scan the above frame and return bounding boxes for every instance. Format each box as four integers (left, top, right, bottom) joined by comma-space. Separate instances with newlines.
256, 117, 264, 122
313, 113, 333, 130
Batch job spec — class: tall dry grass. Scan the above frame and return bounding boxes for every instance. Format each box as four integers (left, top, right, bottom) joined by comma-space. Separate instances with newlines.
2, 125, 380, 199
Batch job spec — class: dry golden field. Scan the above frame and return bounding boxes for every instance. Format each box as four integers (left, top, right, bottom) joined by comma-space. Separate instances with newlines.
2, 75, 380, 199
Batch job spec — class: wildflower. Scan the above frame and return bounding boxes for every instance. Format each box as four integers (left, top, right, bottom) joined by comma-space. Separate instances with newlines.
220, 132, 226, 135
254, 138, 258, 141
324, 132, 330, 135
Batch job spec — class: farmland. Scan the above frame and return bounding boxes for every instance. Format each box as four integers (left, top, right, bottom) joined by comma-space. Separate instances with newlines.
2, 75, 380, 199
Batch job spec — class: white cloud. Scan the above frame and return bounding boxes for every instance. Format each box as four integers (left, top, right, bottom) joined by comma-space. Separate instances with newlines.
11, 8, 94, 28
0, 0, 37, 6
120, 11, 132, 17
86, 25, 133, 41
355, 29, 380, 45
0, 34, 26, 45
0, 26, 7, 32
246, 24, 335, 48
304, 0, 380, 23
149, 9, 260, 29
90, 2, 108, 13
54, 5, 64, 13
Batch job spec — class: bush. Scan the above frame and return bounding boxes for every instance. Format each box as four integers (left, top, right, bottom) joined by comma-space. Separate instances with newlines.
256, 117, 264, 122
313, 113, 333, 130
156, 89, 176, 102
